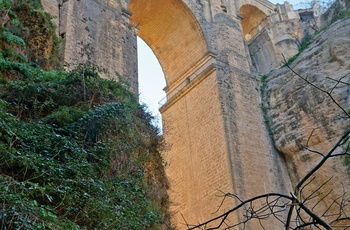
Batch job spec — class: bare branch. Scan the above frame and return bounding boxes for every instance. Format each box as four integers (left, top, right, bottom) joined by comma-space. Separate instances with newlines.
181, 213, 191, 229
282, 54, 350, 119
188, 193, 293, 230
306, 147, 325, 157
311, 189, 333, 211
295, 129, 350, 194
326, 74, 350, 86
302, 176, 333, 204
306, 128, 318, 146
328, 73, 350, 94
296, 197, 332, 229
299, 177, 316, 200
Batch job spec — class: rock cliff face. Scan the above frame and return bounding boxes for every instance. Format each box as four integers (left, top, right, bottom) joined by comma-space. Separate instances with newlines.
266, 18, 350, 220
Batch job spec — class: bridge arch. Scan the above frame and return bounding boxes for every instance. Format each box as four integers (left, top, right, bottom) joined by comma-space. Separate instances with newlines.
239, 4, 268, 40
238, 0, 275, 16
128, 0, 209, 88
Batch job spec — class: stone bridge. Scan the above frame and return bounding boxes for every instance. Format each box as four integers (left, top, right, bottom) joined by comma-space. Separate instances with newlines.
42, 0, 320, 228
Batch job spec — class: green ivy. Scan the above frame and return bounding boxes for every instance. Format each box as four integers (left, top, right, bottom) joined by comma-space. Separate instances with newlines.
2, 30, 26, 48
0, 0, 61, 68
282, 35, 312, 67
0, 62, 166, 229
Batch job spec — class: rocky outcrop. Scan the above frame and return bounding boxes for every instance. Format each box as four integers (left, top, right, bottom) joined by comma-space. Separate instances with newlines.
266, 18, 350, 222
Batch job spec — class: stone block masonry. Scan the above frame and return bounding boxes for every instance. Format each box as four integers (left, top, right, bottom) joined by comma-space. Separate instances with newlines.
42, 0, 139, 94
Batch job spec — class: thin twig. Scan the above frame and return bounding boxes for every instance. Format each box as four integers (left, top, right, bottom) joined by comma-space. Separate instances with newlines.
282, 55, 350, 119
295, 129, 350, 194
188, 193, 293, 230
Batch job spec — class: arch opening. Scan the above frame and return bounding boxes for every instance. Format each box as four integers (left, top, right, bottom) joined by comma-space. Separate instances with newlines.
239, 4, 268, 41
137, 36, 165, 130
128, 0, 208, 89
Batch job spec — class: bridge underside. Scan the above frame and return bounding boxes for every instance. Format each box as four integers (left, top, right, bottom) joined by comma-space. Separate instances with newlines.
240, 4, 268, 40
129, 0, 208, 88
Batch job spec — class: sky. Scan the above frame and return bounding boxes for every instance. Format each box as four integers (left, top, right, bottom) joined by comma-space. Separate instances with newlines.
137, 0, 304, 129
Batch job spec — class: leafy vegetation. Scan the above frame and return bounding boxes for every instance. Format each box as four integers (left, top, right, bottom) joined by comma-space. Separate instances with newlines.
0, 0, 170, 229
282, 34, 313, 67
259, 75, 274, 136
0, 0, 60, 69
0, 64, 169, 230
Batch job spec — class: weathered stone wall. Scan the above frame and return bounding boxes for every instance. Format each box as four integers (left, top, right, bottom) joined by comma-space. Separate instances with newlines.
266, 18, 350, 223
161, 69, 237, 226
40, 0, 294, 228
249, 18, 302, 73
210, 13, 292, 229
42, 0, 138, 94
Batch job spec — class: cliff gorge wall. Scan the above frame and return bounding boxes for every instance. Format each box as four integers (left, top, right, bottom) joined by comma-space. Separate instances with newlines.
265, 18, 350, 223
